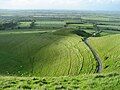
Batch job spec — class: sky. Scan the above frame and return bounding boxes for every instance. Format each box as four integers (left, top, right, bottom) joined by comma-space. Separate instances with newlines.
0, 0, 120, 11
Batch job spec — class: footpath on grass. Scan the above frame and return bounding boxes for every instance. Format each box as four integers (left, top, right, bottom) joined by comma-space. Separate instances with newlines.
82, 37, 102, 73
74, 29, 102, 73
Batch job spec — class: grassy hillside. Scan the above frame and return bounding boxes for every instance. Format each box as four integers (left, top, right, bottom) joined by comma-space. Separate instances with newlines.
0, 10, 120, 90
0, 28, 97, 77
0, 28, 119, 77
90, 34, 120, 73
0, 72, 120, 90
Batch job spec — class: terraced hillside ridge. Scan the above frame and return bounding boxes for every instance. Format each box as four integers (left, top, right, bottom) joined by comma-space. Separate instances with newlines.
89, 34, 120, 73
0, 29, 97, 77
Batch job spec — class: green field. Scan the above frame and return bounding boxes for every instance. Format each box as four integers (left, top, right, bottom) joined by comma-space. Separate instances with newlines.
0, 72, 120, 90
19, 22, 31, 28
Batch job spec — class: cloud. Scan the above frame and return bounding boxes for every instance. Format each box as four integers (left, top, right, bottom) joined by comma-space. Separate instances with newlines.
0, 0, 120, 10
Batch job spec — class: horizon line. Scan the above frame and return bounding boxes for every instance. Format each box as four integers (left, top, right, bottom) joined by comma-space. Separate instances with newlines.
0, 9, 120, 12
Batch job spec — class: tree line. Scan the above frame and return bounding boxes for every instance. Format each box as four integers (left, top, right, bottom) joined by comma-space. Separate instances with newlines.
0, 20, 36, 30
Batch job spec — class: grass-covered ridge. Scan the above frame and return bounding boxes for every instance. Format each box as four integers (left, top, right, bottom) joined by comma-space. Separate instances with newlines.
0, 28, 97, 77
0, 28, 120, 77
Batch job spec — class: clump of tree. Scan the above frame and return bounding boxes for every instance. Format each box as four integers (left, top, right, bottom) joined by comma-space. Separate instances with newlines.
92, 23, 102, 37
0, 21, 18, 30
73, 30, 92, 38
29, 20, 36, 29
65, 21, 84, 26
93, 23, 100, 32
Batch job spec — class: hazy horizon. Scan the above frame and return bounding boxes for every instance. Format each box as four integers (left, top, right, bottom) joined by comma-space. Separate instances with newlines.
0, 0, 120, 11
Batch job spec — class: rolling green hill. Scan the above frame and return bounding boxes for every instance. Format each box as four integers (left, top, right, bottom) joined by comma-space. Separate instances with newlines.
0, 28, 97, 77
0, 28, 120, 77
0, 23, 120, 90
0, 10, 120, 90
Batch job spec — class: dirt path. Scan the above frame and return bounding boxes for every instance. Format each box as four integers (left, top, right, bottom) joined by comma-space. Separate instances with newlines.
83, 37, 102, 73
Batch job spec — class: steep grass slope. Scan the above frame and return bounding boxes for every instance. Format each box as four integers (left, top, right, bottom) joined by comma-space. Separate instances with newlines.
0, 29, 96, 77
89, 34, 120, 73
